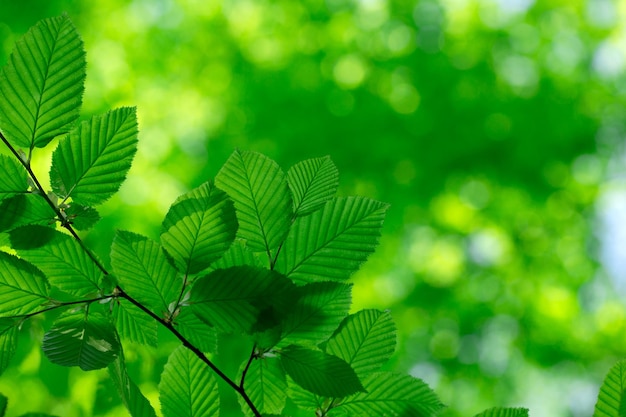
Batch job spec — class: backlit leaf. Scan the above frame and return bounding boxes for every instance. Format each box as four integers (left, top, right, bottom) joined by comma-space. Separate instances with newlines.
594, 359, 626, 417
287, 156, 338, 217
0, 194, 55, 233
108, 351, 157, 417
210, 239, 264, 270
174, 307, 218, 353
0, 155, 27, 200
238, 357, 286, 416
113, 299, 158, 347
0, 320, 18, 377
474, 408, 529, 417
0, 251, 49, 316
63, 204, 100, 230
0, 14, 85, 149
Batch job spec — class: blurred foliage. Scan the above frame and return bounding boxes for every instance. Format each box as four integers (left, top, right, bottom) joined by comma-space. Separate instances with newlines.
1, 0, 626, 416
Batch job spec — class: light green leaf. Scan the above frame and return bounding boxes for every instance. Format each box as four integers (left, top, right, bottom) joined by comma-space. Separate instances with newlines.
0, 251, 49, 316
332, 372, 444, 416
108, 351, 157, 417
280, 345, 364, 398
210, 239, 264, 270
113, 299, 158, 347
279, 282, 351, 346
50, 107, 138, 206
277, 196, 388, 283
474, 408, 529, 417
174, 307, 218, 353
191, 266, 297, 334
0, 156, 28, 200
325, 310, 396, 378
239, 357, 286, 416
0, 194, 55, 233
159, 345, 219, 417
42, 311, 120, 371
0, 14, 85, 149
594, 359, 626, 417
161, 181, 237, 274
10, 225, 102, 297
215, 150, 292, 253
287, 156, 338, 217
0, 320, 18, 377
111, 231, 181, 317
286, 376, 323, 411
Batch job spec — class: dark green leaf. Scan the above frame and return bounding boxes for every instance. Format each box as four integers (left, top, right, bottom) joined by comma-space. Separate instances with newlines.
0, 251, 49, 315
239, 357, 286, 416
0, 155, 28, 200
42, 311, 120, 371
108, 351, 157, 417
0, 14, 85, 149
0, 194, 55, 233
174, 307, 218, 353
50, 107, 138, 206
0, 392, 6, 417
0, 319, 18, 377
287, 156, 338, 217
113, 299, 158, 347
277, 197, 388, 283
215, 150, 292, 253
161, 181, 237, 274
10, 225, 102, 297
280, 345, 364, 398
474, 408, 529, 417
63, 204, 100, 230
594, 359, 626, 417
159, 345, 219, 417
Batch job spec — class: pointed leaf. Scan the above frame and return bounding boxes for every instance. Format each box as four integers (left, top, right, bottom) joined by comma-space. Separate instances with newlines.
288, 156, 339, 217
0, 155, 28, 200
0, 194, 56, 233
108, 352, 157, 417
594, 359, 626, 417
475, 408, 529, 417
0, 14, 85, 149
10, 225, 102, 297
161, 181, 237, 274
111, 231, 181, 316
42, 311, 120, 371
0, 320, 18, 376
113, 299, 158, 347
277, 196, 388, 283
0, 251, 49, 315
239, 357, 287, 416
325, 310, 396, 378
159, 345, 219, 417
333, 372, 444, 416
215, 150, 292, 253
279, 282, 351, 346
210, 239, 264, 270
280, 345, 364, 398
50, 107, 138, 206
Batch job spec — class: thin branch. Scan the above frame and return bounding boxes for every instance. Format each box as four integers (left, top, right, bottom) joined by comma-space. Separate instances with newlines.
4, 295, 113, 321
239, 343, 257, 389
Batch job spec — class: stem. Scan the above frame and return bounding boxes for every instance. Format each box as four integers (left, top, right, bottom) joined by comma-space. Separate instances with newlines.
4, 295, 112, 321
239, 343, 257, 389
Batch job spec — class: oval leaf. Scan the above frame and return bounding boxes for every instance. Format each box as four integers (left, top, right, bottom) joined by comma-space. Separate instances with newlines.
594, 359, 626, 417
287, 156, 339, 217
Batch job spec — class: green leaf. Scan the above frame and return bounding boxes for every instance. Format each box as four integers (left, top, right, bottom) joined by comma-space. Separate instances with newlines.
215, 150, 292, 253
50, 107, 138, 206
280, 345, 364, 398
287, 156, 338, 217
111, 231, 181, 317
18, 414, 59, 417
286, 376, 323, 411
159, 345, 219, 417
332, 372, 444, 416
173, 307, 218, 353
190, 266, 297, 334
277, 197, 388, 283
0, 194, 55, 233
10, 225, 102, 297
113, 299, 158, 347
0, 392, 6, 417
108, 351, 157, 417
279, 282, 351, 346
594, 359, 626, 417
42, 311, 120, 371
0, 155, 28, 200
161, 181, 238, 274
63, 204, 100, 230
325, 310, 396, 378
0, 251, 49, 315
0, 320, 18, 376
239, 357, 286, 416
474, 408, 529, 417
210, 239, 263, 270
0, 14, 85, 149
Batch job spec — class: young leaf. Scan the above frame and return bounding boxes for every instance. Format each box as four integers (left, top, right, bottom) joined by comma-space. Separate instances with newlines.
161, 181, 237, 274
276, 196, 388, 283
0, 14, 85, 149
594, 359, 626, 417
108, 352, 157, 417
0, 320, 18, 376
279, 282, 351, 346
280, 345, 364, 398
238, 357, 287, 416
0, 155, 27, 200
215, 150, 292, 253
113, 299, 158, 347
0, 251, 49, 316
287, 156, 339, 217
159, 345, 220, 417
325, 309, 396, 378
111, 231, 181, 317
331, 372, 445, 416
50, 107, 138, 206
42, 311, 120, 371
474, 408, 529, 417
0, 194, 55, 233
10, 225, 102, 297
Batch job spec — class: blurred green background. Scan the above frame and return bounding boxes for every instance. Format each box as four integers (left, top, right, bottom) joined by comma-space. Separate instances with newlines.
1, 0, 626, 416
